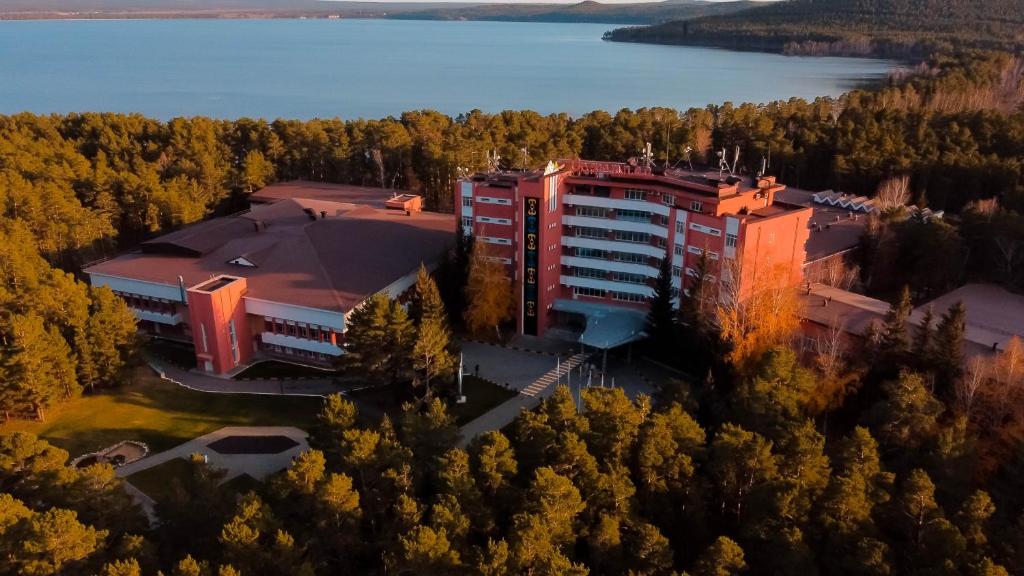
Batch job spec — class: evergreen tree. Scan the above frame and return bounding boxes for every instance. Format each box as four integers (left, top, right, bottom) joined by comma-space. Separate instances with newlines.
692, 536, 747, 576
912, 305, 936, 366
646, 256, 676, 359
680, 249, 712, 330
342, 292, 415, 387
879, 285, 913, 369
0, 313, 77, 421
934, 301, 967, 394
410, 265, 456, 398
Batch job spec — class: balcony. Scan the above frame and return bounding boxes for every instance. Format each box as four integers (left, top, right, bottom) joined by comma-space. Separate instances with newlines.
560, 275, 654, 298
261, 332, 343, 356
562, 235, 666, 259
561, 256, 658, 278
562, 215, 669, 238
563, 194, 671, 217
132, 308, 183, 326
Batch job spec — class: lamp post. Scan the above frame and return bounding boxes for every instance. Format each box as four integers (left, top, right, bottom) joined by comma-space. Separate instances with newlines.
456, 353, 468, 404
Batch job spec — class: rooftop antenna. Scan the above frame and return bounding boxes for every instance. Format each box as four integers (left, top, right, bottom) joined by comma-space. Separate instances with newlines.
758, 156, 767, 178
683, 146, 694, 171
520, 146, 529, 168
730, 145, 740, 175
640, 142, 654, 168
717, 147, 729, 178
486, 149, 501, 172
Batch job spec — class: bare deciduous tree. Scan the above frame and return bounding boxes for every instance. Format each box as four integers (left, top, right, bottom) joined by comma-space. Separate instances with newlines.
875, 175, 911, 211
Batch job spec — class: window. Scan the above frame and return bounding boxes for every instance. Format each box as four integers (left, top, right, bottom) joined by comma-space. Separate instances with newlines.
612, 272, 647, 285
264, 318, 274, 333
674, 245, 685, 256
726, 233, 738, 248
672, 265, 682, 278
687, 245, 703, 256
614, 231, 649, 243
611, 291, 645, 303
671, 287, 681, 298
576, 206, 607, 218
576, 227, 607, 239
462, 196, 472, 207
200, 323, 208, 353
575, 267, 606, 280
548, 177, 558, 212
575, 247, 606, 259
477, 216, 511, 225
689, 222, 722, 237
768, 231, 776, 244
675, 221, 686, 234
286, 322, 298, 337
481, 236, 512, 246
461, 216, 472, 228
616, 209, 651, 223
624, 188, 647, 201
655, 237, 667, 248
662, 194, 673, 206
690, 201, 702, 212
477, 196, 512, 206
613, 252, 646, 264
574, 287, 606, 298
228, 319, 239, 364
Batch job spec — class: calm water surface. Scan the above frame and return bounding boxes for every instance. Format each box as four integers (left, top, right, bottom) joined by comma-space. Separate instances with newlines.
0, 19, 894, 119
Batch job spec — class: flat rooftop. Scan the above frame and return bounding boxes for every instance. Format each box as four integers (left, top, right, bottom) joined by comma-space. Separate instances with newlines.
249, 181, 403, 208
800, 282, 1021, 356
87, 184, 455, 314
778, 186, 867, 262
911, 283, 1024, 352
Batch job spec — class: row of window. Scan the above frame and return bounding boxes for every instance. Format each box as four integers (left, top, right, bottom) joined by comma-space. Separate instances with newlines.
263, 343, 334, 362
116, 292, 176, 315
573, 287, 606, 298
462, 195, 513, 207
611, 291, 646, 303
263, 317, 338, 343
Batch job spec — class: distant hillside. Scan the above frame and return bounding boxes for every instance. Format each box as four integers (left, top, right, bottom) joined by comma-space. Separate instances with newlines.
0, 0, 753, 24
389, 0, 755, 26
605, 0, 1024, 58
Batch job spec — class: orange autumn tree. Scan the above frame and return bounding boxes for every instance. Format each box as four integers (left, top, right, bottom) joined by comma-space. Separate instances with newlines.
464, 240, 514, 339
714, 258, 801, 374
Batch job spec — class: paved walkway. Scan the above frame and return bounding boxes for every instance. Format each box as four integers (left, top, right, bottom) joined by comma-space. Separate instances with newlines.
119, 426, 309, 525
146, 357, 343, 396
457, 352, 587, 448
117, 426, 309, 480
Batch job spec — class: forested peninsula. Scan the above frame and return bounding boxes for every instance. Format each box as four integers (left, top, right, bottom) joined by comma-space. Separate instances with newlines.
605, 0, 1024, 58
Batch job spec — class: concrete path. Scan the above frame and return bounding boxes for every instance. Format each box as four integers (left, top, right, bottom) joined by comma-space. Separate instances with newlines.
460, 341, 566, 391
457, 353, 588, 448
118, 426, 309, 481
147, 357, 343, 396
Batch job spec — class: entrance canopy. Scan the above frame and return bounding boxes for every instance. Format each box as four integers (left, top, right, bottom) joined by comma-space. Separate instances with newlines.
552, 299, 648, 350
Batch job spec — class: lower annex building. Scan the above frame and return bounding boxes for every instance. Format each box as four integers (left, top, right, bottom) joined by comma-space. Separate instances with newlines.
85, 182, 454, 375
457, 160, 813, 350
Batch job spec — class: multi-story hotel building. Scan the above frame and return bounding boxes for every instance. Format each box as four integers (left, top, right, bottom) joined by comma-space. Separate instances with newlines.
85, 182, 454, 375
456, 160, 812, 349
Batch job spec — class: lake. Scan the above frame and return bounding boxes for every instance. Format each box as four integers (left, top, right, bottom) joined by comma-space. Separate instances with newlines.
0, 19, 894, 120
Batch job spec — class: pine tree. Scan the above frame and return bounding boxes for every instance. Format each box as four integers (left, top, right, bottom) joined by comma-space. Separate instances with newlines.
880, 285, 913, 364
0, 313, 77, 421
912, 305, 936, 366
935, 301, 967, 394
343, 292, 415, 387
693, 536, 747, 576
411, 265, 456, 398
646, 256, 676, 359
681, 250, 712, 330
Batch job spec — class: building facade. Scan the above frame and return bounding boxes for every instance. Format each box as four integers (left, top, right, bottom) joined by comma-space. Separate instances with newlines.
86, 182, 454, 375
456, 160, 812, 346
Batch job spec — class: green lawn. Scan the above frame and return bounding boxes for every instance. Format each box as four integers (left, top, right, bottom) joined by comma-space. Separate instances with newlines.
348, 376, 517, 426
126, 460, 264, 504
1, 368, 323, 457
450, 376, 518, 425
125, 458, 193, 504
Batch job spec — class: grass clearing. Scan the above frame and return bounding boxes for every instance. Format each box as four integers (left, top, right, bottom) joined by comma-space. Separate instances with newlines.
125, 458, 192, 504
347, 376, 516, 426
450, 376, 518, 425
1, 368, 322, 457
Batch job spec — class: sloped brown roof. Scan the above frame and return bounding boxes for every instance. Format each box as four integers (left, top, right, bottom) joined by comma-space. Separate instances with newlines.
87, 188, 455, 313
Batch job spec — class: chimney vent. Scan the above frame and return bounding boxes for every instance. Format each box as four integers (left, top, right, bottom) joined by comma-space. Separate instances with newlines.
320, 211, 327, 219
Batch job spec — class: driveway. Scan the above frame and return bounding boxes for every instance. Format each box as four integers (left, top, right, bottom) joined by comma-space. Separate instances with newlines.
460, 341, 564, 391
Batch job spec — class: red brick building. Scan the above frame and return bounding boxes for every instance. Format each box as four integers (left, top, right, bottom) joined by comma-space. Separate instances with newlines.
456, 160, 812, 348
86, 182, 454, 375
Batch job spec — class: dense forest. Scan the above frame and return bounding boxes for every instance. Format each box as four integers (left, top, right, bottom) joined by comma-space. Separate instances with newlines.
605, 0, 1024, 58
388, 0, 755, 26
0, 50, 1022, 419
1, 45, 1024, 574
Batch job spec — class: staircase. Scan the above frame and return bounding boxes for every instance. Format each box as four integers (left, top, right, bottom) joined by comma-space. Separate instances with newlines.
519, 353, 588, 398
